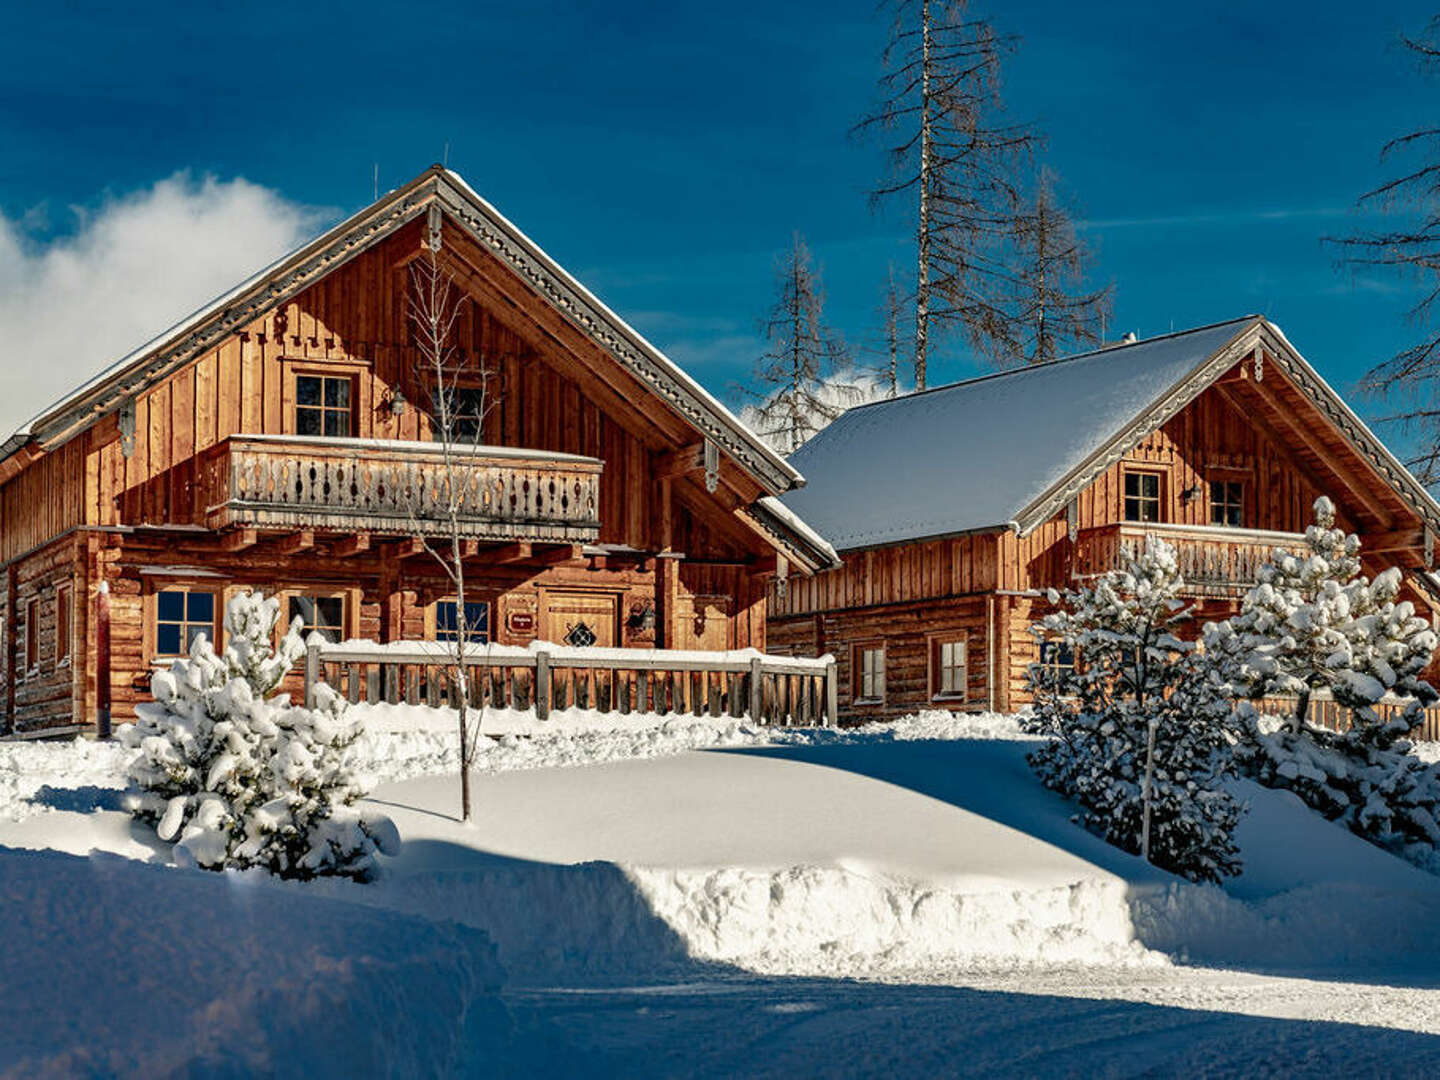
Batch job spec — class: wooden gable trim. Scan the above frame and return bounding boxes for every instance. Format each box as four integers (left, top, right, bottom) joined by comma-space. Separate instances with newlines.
1013, 317, 1264, 536
1013, 317, 1440, 540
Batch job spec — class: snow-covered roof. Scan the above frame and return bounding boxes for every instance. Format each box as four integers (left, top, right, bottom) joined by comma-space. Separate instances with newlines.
782, 317, 1262, 551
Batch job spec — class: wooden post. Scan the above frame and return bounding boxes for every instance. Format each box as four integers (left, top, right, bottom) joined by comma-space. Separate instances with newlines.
304, 642, 320, 710
535, 648, 551, 721
824, 660, 838, 728
749, 657, 763, 724
95, 582, 112, 739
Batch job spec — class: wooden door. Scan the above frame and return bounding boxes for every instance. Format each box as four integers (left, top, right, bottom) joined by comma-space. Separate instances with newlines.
540, 590, 619, 649
674, 594, 730, 651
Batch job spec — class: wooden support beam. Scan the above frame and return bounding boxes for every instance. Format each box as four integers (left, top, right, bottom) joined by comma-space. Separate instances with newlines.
275, 530, 315, 556
219, 528, 258, 553
334, 532, 371, 558
458, 539, 480, 559
656, 442, 704, 479
532, 543, 582, 566
492, 542, 533, 563
1365, 527, 1426, 555
391, 537, 428, 558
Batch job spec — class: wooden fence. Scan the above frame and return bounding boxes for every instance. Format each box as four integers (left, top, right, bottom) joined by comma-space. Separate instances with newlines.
1252, 696, 1440, 741
304, 642, 839, 727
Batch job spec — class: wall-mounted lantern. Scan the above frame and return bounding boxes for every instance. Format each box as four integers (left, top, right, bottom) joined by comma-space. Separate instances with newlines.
628, 600, 656, 633
388, 389, 408, 417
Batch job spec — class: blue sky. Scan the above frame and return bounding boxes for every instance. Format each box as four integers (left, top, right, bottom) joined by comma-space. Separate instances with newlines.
1, 0, 1436, 437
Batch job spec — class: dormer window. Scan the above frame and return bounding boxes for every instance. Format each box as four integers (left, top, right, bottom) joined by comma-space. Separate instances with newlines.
1123, 471, 1162, 523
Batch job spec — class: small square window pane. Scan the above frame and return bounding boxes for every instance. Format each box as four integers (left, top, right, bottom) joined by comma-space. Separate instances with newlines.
324, 411, 349, 437
324, 378, 349, 407
185, 624, 210, 651
157, 591, 185, 622
296, 409, 322, 436
187, 592, 214, 622
317, 597, 343, 626
437, 602, 457, 632
296, 377, 322, 406
157, 624, 182, 655
290, 597, 316, 626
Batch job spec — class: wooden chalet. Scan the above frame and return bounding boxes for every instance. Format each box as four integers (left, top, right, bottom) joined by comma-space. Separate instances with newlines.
768, 316, 1440, 719
0, 166, 838, 735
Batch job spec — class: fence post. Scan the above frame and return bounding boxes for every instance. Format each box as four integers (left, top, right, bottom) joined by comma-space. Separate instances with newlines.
825, 660, 838, 728
749, 657, 764, 723
304, 642, 320, 710
535, 649, 551, 721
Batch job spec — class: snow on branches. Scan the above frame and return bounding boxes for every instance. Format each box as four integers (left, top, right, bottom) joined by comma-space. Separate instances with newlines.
1204, 496, 1440, 863
1023, 537, 1243, 884
120, 591, 399, 881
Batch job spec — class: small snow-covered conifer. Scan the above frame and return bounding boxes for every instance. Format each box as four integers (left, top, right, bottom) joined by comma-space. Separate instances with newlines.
120, 590, 399, 880
1023, 537, 1243, 883
1204, 497, 1440, 861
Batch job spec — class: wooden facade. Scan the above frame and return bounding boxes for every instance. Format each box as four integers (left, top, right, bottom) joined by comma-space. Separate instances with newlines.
769, 336, 1440, 720
0, 168, 834, 735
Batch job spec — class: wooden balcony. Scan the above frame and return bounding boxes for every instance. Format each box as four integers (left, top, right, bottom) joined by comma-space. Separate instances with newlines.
199, 434, 602, 542
1072, 522, 1306, 596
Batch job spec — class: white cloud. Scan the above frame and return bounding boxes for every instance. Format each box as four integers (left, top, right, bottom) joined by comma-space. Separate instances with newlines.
0, 172, 330, 437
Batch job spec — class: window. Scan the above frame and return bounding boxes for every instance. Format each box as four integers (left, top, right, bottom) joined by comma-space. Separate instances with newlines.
295, 374, 352, 437
1038, 640, 1076, 675
435, 600, 490, 644
931, 637, 967, 699
289, 594, 345, 643
439, 386, 488, 443
1210, 480, 1244, 528
1123, 471, 1162, 523
55, 584, 71, 666
23, 598, 38, 673
156, 588, 217, 657
854, 643, 885, 704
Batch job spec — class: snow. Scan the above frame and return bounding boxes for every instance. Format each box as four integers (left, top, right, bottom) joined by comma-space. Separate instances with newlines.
782, 316, 1256, 550
8, 709, 1440, 1072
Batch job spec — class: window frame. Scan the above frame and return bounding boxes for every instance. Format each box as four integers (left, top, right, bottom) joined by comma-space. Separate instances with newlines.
286, 591, 349, 645
436, 384, 491, 445
852, 640, 886, 706
1038, 639, 1077, 677
55, 583, 72, 668
928, 633, 969, 702
291, 371, 356, 439
1122, 469, 1165, 523
432, 598, 491, 645
23, 597, 39, 676
1209, 479, 1245, 528
151, 585, 220, 661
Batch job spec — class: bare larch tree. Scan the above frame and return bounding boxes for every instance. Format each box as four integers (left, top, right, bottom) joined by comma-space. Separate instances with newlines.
408, 225, 499, 822
856, 0, 1038, 388
746, 234, 852, 455
1007, 168, 1112, 365
874, 263, 906, 397
1330, 19, 1440, 485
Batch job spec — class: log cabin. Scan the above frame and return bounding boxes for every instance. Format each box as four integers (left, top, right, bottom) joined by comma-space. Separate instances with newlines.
0, 165, 838, 735
768, 316, 1440, 720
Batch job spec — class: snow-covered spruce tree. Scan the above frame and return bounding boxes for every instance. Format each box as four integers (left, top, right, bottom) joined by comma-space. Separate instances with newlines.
1023, 538, 1243, 883
1204, 496, 1440, 859
120, 591, 399, 880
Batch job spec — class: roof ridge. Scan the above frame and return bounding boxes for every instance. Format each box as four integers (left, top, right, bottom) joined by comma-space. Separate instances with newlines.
840, 314, 1262, 417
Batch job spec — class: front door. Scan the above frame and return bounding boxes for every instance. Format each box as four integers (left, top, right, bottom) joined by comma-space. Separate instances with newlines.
540, 590, 619, 649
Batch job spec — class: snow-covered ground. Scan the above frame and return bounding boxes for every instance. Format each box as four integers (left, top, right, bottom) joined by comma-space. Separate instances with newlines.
5, 709, 1440, 1075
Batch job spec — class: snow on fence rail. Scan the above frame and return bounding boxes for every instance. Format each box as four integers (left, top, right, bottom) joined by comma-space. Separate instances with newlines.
1252, 694, 1440, 741
304, 640, 839, 727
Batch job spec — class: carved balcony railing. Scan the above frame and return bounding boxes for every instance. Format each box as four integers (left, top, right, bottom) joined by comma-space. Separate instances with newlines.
1072, 522, 1306, 596
199, 434, 602, 542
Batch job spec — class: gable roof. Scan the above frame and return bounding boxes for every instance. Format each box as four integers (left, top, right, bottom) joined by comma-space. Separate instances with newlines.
782, 315, 1440, 552
1, 166, 803, 497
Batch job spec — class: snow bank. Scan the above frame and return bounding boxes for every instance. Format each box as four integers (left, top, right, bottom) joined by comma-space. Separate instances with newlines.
630, 865, 1161, 976
0, 846, 518, 1078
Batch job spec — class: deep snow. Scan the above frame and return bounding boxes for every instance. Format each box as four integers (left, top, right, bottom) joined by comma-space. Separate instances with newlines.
5, 708, 1440, 1075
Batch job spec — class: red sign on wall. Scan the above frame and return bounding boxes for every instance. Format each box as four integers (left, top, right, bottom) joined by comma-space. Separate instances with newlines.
507, 610, 535, 633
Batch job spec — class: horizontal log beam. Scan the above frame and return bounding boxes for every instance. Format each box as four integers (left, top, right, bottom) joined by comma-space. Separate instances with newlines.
275, 530, 315, 556
334, 532, 371, 558
219, 528, 258, 553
